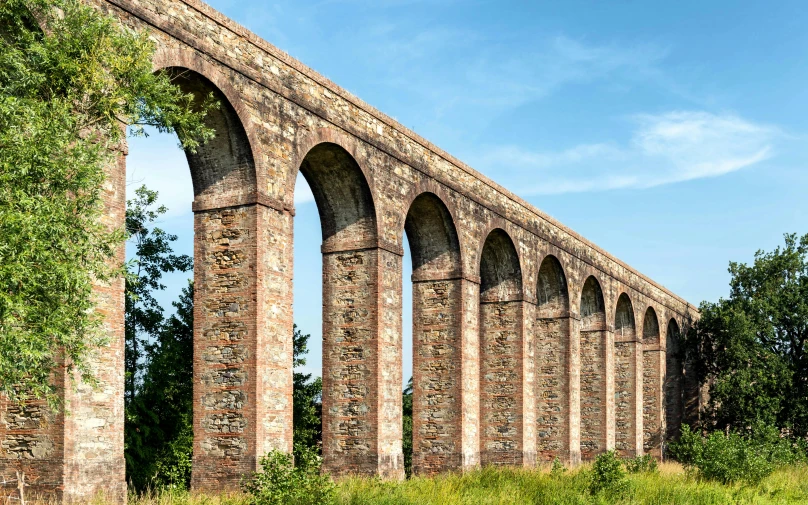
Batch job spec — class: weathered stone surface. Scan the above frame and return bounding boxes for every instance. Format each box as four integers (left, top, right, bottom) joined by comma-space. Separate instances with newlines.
2, 0, 701, 501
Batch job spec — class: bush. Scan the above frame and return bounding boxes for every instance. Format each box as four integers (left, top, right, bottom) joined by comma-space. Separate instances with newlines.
668, 424, 806, 484
242, 445, 336, 505
624, 453, 658, 474
589, 450, 629, 496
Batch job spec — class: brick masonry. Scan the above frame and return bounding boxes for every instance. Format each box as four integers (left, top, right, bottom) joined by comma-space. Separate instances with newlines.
0, 0, 700, 501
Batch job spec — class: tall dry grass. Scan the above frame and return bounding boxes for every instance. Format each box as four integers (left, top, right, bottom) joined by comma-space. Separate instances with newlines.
17, 462, 808, 505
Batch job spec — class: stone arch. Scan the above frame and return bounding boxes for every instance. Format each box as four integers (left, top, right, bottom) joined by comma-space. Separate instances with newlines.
535, 255, 571, 462
480, 229, 523, 302
614, 293, 639, 456
144, 57, 264, 490
579, 276, 607, 459
297, 142, 378, 250
152, 49, 261, 207
403, 192, 463, 475
665, 318, 684, 443
537, 255, 569, 318
479, 229, 524, 466
405, 192, 462, 280
293, 141, 391, 476
643, 307, 660, 344
642, 306, 662, 455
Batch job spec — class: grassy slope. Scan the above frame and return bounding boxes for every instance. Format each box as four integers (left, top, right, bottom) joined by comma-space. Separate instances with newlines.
124, 463, 808, 505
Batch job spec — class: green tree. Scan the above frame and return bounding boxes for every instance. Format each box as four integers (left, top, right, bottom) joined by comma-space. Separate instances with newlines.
686, 233, 808, 437
126, 281, 194, 490
125, 186, 192, 403
402, 376, 413, 477
293, 325, 323, 457
0, 0, 214, 406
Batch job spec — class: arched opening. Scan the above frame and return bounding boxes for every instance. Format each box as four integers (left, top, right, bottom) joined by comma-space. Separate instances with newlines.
121, 66, 258, 490
535, 255, 570, 463
479, 229, 524, 466
614, 294, 639, 457
579, 276, 606, 460
665, 319, 684, 444
642, 307, 662, 455
293, 142, 399, 477
403, 192, 462, 476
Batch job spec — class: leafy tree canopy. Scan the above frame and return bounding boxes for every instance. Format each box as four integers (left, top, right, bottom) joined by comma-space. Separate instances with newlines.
686, 233, 808, 437
0, 0, 214, 406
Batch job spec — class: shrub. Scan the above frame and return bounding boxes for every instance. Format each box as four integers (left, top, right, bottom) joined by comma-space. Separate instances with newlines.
624, 453, 658, 474
550, 457, 566, 477
589, 450, 629, 496
242, 445, 336, 505
669, 424, 792, 484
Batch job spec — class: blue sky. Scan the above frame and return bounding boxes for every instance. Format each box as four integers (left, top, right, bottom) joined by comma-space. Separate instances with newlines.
126, 0, 808, 380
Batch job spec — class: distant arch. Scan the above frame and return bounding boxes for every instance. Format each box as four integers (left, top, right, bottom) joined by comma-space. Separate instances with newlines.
642, 306, 662, 455
665, 319, 684, 443
404, 192, 462, 280
579, 276, 607, 459
614, 294, 635, 337
480, 229, 523, 302
296, 142, 378, 250
614, 293, 639, 456
403, 192, 463, 475
643, 307, 660, 343
537, 255, 569, 318
479, 229, 524, 465
580, 276, 606, 329
535, 255, 571, 462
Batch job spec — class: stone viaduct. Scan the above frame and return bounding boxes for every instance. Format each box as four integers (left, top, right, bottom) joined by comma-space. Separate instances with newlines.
0, 0, 698, 501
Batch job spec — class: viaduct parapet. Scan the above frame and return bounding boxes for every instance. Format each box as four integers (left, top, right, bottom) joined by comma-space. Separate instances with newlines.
0, 0, 698, 501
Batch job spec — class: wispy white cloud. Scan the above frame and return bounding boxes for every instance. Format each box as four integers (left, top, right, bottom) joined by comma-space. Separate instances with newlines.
473, 111, 778, 194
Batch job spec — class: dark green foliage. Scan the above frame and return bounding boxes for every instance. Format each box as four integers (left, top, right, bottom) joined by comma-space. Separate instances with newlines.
402, 376, 413, 477
670, 424, 806, 484
589, 450, 629, 497
125, 281, 194, 490
292, 324, 322, 458
0, 0, 214, 406
623, 454, 658, 474
686, 233, 808, 437
125, 186, 193, 403
242, 445, 336, 505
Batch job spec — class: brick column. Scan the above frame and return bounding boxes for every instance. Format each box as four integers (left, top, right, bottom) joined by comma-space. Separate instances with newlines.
615, 338, 639, 456
459, 278, 481, 470
479, 300, 523, 466
580, 326, 607, 460
605, 328, 616, 452
642, 344, 664, 458
321, 246, 403, 479
411, 277, 463, 475
192, 203, 292, 491
568, 315, 582, 464
536, 316, 572, 462
521, 300, 537, 467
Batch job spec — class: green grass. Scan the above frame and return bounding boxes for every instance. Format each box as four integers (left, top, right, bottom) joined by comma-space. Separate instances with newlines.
118, 463, 808, 505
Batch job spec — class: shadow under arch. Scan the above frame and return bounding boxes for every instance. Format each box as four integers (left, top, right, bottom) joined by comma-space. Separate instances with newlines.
479, 229, 525, 466
535, 255, 573, 462
614, 293, 640, 457
580, 275, 607, 460
297, 142, 378, 250
403, 192, 463, 476
642, 306, 662, 456
154, 65, 258, 206
665, 318, 684, 444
